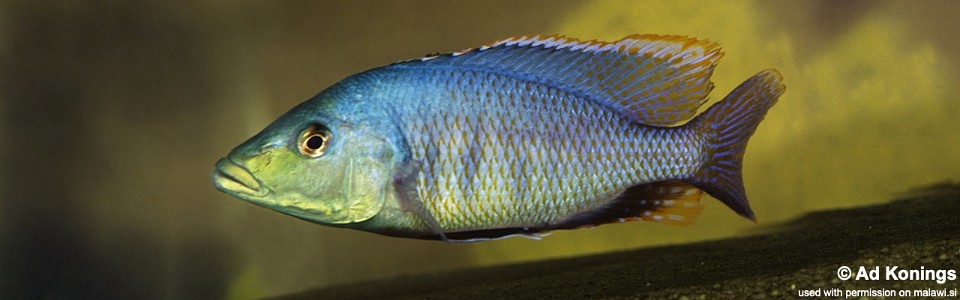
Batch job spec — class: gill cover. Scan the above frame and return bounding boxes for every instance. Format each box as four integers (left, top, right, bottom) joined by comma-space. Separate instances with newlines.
308, 130, 393, 224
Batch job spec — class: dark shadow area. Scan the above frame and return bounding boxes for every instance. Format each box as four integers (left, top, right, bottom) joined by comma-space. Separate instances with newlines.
0, 1, 238, 298
282, 182, 960, 299
0, 1, 582, 297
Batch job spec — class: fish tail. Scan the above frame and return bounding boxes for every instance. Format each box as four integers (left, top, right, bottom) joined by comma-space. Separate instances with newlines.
687, 69, 785, 222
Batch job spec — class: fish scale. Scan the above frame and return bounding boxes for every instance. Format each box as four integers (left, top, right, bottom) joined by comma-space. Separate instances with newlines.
379, 67, 703, 232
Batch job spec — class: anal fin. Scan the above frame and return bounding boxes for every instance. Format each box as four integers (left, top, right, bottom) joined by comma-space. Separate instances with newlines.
553, 181, 704, 229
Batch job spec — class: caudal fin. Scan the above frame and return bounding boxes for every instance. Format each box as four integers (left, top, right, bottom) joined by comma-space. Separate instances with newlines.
687, 69, 785, 221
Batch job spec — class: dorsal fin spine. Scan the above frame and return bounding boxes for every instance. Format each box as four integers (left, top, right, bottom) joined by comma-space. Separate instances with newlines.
392, 34, 723, 126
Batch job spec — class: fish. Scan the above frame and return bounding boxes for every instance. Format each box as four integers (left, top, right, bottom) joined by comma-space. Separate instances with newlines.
212, 34, 785, 242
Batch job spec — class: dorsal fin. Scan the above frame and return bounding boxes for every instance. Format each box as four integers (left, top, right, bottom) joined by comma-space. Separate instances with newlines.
552, 181, 705, 229
391, 34, 723, 126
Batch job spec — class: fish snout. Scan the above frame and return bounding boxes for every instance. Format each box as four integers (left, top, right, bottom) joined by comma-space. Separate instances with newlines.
213, 158, 268, 197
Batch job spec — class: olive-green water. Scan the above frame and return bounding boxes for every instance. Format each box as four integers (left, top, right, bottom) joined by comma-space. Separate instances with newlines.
2, 1, 958, 298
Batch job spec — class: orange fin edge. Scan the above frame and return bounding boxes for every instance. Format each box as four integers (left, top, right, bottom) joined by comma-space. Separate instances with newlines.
552, 181, 705, 229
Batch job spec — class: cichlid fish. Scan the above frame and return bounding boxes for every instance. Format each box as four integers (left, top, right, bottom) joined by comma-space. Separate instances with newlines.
213, 34, 785, 242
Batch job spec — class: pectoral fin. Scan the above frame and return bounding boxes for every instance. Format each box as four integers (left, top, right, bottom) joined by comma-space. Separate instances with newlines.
392, 159, 448, 241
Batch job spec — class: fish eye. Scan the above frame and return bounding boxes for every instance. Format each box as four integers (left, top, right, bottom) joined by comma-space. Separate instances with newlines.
298, 124, 332, 157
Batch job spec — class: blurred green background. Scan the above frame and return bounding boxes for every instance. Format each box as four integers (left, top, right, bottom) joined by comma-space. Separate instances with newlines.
2, 0, 958, 298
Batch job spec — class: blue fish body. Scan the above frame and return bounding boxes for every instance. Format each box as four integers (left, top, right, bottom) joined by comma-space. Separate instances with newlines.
213, 35, 785, 241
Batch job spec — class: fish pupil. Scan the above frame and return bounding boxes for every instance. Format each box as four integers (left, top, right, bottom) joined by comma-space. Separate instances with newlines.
306, 135, 324, 150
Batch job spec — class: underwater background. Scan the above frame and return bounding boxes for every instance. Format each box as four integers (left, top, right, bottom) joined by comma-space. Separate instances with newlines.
2, 1, 958, 298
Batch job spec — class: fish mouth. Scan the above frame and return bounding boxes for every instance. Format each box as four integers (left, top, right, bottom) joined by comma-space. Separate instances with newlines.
213, 158, 268, 198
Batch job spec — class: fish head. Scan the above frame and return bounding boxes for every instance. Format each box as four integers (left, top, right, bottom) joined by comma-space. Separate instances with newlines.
213, 95, 398, 226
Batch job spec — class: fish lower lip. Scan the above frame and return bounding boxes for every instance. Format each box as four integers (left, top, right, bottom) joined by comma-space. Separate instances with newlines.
213, 158, 266, 197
